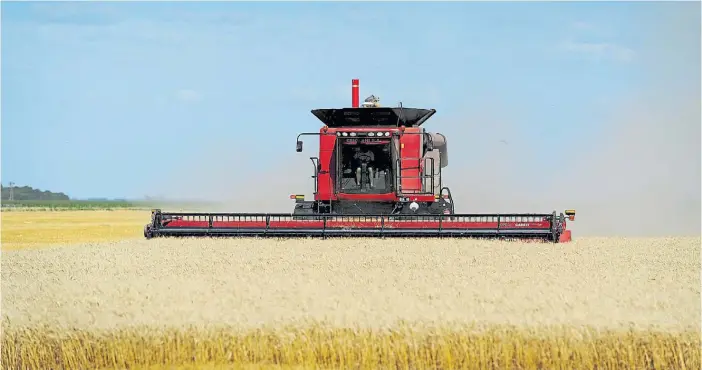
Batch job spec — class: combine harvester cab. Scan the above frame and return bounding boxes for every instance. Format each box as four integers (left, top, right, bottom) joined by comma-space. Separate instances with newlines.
144, 79, 576, 243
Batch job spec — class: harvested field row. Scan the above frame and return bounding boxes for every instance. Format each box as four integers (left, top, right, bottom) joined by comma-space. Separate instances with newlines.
2, 324, 699, 369
2, 237, 699, 331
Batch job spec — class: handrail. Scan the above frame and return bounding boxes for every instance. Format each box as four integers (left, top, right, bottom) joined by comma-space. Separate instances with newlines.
396, 156, 437, 195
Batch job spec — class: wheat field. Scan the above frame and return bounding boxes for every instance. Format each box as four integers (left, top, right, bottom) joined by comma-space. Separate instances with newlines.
1, 210, 700, 369
1, 209, 148, 250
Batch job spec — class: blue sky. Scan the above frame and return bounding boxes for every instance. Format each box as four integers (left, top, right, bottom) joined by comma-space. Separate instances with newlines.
1, 1, 700, 231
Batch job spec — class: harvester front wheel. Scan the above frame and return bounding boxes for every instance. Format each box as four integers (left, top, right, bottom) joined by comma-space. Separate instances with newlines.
144, 225, 154, 239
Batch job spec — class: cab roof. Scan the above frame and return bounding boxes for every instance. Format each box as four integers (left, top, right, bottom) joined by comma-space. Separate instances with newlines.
311, 107, 436, 128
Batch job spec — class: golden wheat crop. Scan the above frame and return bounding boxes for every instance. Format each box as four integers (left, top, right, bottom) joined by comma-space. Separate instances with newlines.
2, 211, 700, 369
2, 323, 699, 369
1, 210, 148, 250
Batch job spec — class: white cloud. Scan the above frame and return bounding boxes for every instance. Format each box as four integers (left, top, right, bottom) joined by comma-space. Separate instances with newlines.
563, 41, 635, 63
175, 89, 203, 103
29, 2, 121, 22
569, 20, 618, 38
571, 21, 596, 31
561, 19, 633, 62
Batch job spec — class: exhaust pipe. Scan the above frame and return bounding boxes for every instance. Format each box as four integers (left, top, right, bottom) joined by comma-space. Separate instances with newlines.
352, 78, 359, 108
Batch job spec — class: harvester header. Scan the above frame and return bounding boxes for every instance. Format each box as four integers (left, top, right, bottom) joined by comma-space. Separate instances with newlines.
144, 79, 576, 243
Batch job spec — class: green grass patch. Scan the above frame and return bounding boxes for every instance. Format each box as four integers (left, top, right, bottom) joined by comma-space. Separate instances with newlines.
1, 200, 222, 212
1, 200, 149, 211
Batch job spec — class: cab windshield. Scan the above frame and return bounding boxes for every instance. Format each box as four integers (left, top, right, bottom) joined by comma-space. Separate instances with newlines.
338, 138, 394, 194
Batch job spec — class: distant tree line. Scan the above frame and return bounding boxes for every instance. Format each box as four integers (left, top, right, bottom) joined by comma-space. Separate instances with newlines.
1, 185, 70, 201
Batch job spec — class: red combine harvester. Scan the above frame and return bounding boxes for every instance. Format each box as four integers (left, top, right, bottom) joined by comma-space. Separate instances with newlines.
144, 79, 576, 242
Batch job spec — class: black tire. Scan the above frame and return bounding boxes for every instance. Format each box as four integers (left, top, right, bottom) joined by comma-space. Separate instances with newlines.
144, 225, 154, 239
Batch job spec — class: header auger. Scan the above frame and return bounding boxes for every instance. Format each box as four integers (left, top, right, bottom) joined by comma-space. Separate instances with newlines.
144, 79, 576, 242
